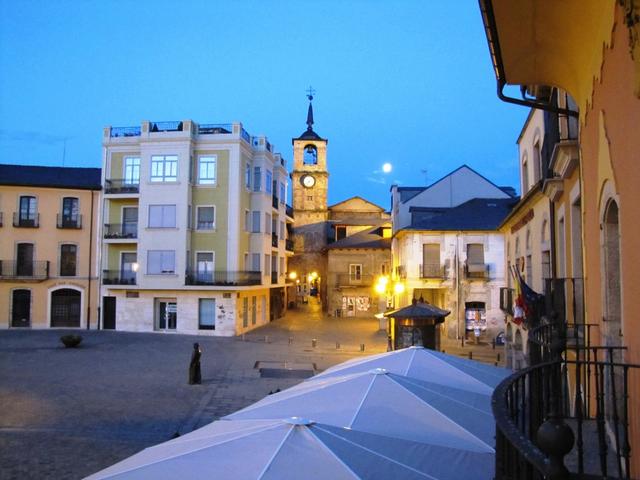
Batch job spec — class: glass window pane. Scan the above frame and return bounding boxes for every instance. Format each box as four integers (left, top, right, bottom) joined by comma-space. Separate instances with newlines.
198, 156, 216, 184
199, 299, 216, 329
197, 207, 215, 229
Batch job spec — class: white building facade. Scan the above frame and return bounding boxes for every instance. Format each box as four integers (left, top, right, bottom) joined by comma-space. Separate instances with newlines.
100, 120, 293, 336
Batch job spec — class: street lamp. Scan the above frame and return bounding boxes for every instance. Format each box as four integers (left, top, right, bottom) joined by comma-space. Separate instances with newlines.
288, 271, 297, 280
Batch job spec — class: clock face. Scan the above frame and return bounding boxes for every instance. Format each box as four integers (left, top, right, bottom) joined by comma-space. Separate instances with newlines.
302, 175, 316, 188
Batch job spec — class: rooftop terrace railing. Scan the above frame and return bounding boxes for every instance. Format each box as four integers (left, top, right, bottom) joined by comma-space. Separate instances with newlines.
110, 126, 141, 138
198, 123, 232, 135
150, 121, 183, 132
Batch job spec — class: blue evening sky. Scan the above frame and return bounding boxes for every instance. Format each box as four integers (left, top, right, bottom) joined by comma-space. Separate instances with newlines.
0, 0, 527, 208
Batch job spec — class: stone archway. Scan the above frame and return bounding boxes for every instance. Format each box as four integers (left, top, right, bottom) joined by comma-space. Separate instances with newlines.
50, 288, 82, 328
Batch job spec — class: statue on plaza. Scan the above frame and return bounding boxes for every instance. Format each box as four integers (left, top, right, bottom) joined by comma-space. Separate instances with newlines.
189, 343, 202, 385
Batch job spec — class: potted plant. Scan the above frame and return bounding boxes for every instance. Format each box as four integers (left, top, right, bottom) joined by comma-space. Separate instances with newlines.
60, 334, 82, 348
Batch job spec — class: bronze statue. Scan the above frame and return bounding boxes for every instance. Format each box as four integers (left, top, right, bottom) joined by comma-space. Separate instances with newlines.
189, 343, 202, 385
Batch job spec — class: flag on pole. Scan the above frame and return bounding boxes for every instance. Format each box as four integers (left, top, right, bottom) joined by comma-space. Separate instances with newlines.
511, 266, 544, 328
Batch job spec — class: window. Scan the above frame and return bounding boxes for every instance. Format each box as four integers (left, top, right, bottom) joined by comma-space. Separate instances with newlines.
196, 206, 215, 230
124, 157, 140, 184
307, 196, 313, 201
61, 197, 79, 227
245, 210, 251, 232
19, 196, 37, 225
252, 211, 261, 233
422, 243, 441, 277
147, 250, 175, 274
196, 252, 214, 282
349, 264, 362, 282
264, 254, 271, 275
60, 244, 77, 276
336, 226, 347, 241
265, 213, 271, 234
150, 155, 178, 182
542, 251, 551, 281
526, 229, 531, 250
467, 244, 484, 265
242, 297, 248, 328
303, 144, 317, 165
280, 221, 285, 239
198, 299, 216, 330
521, 157, 529, 194
266, 171, 273, 194
279, 257, 284, 277
16, 243, 34, 276
253, 167, 261, 192
526, 255, 533, 286
251, 296, 257, 325
198, 156, 217, 184
252, 253, 261, 272
533, 141, 542, 183
245, 163, 251, 189
279, 183, 286, 204
148, 205, 176, 228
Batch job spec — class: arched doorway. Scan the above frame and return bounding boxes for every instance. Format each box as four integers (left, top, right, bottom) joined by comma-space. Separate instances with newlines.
51, 288, 81, 328
602, 199, 622, 352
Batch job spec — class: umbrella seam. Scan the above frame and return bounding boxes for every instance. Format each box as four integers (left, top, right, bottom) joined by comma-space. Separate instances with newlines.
385, 376, 495, 453
347, 373, 377, 428
306, 427, 361, 479
88, 422, 285, 478
256, 424, 295, 480
404, 348, 417, 376
422, 351, 495, 390
313, 425, 439, 480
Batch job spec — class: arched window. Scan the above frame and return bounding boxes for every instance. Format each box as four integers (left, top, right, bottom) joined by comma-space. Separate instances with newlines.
303, 144, 317, 165
603, 199, 622, 343
525, 229, 531, 250
541, 219, 548, 243
521, 154, 529, 194
532, 138, 542, 183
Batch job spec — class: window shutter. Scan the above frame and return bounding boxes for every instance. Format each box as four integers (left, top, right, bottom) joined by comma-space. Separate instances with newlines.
423, 244, 440, 265
467, 244, 484, 264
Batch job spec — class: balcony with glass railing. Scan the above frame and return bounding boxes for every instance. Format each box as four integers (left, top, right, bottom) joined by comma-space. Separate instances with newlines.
103, 223, 138, 240
0, 260, 49, 281
104, 179, 139, 194
185, 270, 261, 286
12, 213, 39, 228
102, 270, 136, 285
56, 214, 82, 229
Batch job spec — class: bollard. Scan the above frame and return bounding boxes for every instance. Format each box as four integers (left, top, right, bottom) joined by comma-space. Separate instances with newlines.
288, 336, 293, 345
441, 349, 446, 354
336, 342, 340, 350
264, 335, 269, 343
312, 338, 317, 348
360, 343, 365, 352
461, 336, 465, 347
492, 339, 496, 350
468, 351, 473, 360
497, 352, 501, 362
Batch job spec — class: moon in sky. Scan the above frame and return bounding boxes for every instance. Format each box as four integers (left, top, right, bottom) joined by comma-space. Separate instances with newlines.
382, 163, 392, 173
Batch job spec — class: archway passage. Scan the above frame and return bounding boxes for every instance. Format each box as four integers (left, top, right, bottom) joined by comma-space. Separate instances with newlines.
11, 289, 31, 327
51, 289, 81, 328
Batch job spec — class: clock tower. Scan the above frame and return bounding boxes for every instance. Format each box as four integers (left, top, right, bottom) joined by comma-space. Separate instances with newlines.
291, 90, 328, 227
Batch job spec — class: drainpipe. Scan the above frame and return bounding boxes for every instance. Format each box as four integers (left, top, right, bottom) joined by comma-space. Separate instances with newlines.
87, 189, 95, 330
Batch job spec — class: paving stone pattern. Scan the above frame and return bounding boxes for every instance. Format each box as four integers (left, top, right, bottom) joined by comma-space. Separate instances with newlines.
0, 299, 504, 479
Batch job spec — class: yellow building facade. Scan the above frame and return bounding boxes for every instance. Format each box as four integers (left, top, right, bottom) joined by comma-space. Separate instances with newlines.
0, 165, 101, 329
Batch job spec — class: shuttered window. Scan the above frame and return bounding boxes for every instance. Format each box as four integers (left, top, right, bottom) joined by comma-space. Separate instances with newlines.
467, 244, 484, 265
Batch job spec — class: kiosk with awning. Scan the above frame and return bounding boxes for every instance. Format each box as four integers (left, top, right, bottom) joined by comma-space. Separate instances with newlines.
384, 299, 450, 350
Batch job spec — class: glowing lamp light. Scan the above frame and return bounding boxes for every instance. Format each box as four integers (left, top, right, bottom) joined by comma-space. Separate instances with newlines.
375, 283, 386, 294
378, 275, 389, 286
393, 282, 405, 294
131, 262, 139, 272
288, 272, 297, 280
310, 271, 318, 279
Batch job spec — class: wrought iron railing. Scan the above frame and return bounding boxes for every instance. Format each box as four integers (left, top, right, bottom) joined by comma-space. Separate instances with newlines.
0, 260, 49, 280
495, 311, 638, 479
464, 262, 490, 279
103, 223, 138, 239
198, 123, 232, 135
13, 213, 39, 228
185, 270, 261, 286
419, 263, 446, 279
102, 270, 136, 285
544, 277, 585, 326
272, 195, 279, 209
56, 214, 82, 229
104, 179, 139, 194
285, 239, 294, 251
271, 233, 278, 247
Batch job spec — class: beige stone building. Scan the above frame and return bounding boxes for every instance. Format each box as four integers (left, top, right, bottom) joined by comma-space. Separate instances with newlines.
0, 164, 101, 329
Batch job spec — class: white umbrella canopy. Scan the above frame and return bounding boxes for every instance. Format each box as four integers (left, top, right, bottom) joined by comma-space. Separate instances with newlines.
85, 417, 494, 480
312, 346, 510, 395
225, 368, 495, 453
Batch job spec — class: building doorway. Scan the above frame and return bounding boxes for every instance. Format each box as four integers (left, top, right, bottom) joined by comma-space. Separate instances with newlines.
11, 289, 31, 327
51, 288, 81, 328
103, 296, 116, 330
156, 299, 177, 331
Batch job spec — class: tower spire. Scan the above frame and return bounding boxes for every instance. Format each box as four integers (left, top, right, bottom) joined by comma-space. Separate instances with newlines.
306, 86, 315, 131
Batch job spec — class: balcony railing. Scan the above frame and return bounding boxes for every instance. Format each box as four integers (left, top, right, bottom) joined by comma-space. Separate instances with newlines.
56, 214, 82, 229
464, 262, 489, 279
103, 223, 138, 239
150, 121, 183, 132
241, 127, 251, 143
285, 204, 294, 218
285, 239, 294, 251
419, 263, 446, 279
110, 126, 141, 138
336, 273, 375, 287
271, 233, 278, 248
13, 213, 39, 228
272, 195, 279, 209
105, 179, 139, 194
185, 270, 261, 286
0, 260, 49, 280
102, 270, 136, 285
544, 277, 584, 326
271, 272, 278, 284
198, 123, 232, 135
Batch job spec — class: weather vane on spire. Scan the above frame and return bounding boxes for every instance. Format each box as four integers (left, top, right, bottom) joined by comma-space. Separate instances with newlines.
306, 86, 315, 102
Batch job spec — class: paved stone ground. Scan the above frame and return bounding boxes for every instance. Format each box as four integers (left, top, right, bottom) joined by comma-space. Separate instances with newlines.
0, 299, 505, 479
